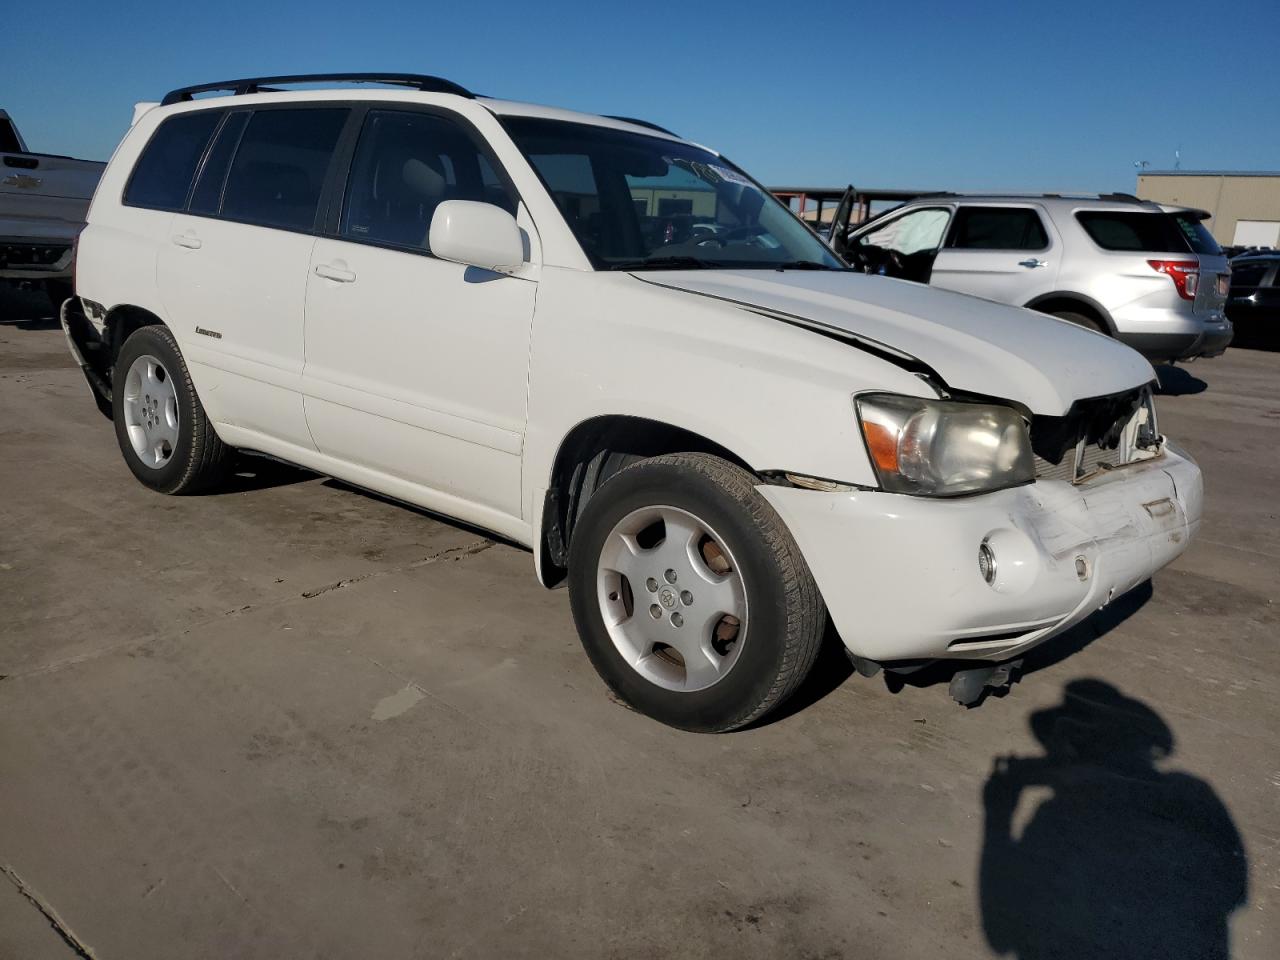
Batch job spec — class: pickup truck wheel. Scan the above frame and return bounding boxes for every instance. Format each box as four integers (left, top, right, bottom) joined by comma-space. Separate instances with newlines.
567, 453, 823, 732
112, 325, 231, 494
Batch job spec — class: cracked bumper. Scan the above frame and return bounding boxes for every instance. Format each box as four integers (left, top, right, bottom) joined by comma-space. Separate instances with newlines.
759, 445, 1202, 662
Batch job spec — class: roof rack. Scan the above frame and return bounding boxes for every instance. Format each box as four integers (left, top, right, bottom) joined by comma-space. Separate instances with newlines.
160, 73, 474, 106
1096, 192, 1144, 203
604, 115, 678, 136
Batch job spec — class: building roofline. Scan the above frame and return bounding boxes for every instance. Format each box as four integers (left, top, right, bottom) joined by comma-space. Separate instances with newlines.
1140, 170, 1280, 178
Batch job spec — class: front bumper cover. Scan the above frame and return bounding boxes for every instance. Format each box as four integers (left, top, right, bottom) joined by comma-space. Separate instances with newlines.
759, 445, 1202, 663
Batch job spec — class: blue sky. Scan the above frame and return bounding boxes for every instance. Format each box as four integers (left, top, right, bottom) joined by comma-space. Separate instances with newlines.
4, 0, 1277, 192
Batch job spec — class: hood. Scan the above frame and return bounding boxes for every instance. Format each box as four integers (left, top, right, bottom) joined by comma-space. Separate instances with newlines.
639, 271, 1154, 416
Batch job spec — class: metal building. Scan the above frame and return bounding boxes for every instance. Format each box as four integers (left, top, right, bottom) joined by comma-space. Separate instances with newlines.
1137, 171, 1280, 247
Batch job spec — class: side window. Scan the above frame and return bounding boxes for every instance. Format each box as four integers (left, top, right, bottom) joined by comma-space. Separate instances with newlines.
341, 111, 517, 253
948, 207, 1048, 251
124, 111, 223, 211
220, 108, 347, 232
858, 208, 950, 255
189, 112, 249, 216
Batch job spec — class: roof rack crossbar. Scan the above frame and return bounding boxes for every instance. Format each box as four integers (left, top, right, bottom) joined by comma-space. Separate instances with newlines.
161, 73, 474, 106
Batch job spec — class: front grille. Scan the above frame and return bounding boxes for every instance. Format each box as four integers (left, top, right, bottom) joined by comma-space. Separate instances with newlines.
1030, 387, 1158, 484
1034, 441, 1127, 484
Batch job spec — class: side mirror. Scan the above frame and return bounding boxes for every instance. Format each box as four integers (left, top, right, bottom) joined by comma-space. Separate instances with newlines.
429, 200, 525, 273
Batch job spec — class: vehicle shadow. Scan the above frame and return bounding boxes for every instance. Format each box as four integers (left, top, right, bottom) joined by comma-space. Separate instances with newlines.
220, 457, 318, 493
0, 285, 61, 330
979, 678, 1247, 958
1153, 363, 1208, 396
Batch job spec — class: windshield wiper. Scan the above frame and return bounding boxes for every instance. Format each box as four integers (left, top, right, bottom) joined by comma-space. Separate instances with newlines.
606, 256, 712, 271
775, 260, 844, 271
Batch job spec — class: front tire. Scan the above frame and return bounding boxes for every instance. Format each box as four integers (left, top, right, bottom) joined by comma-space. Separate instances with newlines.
112, 325, 231, 494
567, 453, 824, 732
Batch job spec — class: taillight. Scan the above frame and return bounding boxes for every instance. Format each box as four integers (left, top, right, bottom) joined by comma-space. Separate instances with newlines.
1148, 259, 1199, 301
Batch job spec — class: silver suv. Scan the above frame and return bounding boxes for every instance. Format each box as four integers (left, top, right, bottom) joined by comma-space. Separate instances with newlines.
835, 194, 1233, 361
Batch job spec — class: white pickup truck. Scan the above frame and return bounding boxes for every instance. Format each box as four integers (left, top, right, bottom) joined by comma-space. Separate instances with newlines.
1, 109, 105, 307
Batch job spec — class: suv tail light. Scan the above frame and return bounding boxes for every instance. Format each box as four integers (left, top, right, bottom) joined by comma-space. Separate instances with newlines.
1147, 259, 1199, 301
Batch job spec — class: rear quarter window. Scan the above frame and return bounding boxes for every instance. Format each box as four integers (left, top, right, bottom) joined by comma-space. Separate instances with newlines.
1075, 210, 1220, 255
124, 111, 223, 211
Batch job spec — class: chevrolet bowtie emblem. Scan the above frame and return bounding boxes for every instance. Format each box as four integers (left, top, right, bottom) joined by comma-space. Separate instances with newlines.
3, 174, 42, 189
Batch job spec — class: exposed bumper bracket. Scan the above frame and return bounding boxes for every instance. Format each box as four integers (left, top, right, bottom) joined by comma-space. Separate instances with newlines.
948, 658, 1023, 707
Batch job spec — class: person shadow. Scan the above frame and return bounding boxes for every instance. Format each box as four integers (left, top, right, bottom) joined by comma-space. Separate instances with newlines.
980, 679, 1247, 960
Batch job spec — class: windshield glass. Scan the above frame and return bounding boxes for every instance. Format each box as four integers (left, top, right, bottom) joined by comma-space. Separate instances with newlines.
501, 117, 844, 271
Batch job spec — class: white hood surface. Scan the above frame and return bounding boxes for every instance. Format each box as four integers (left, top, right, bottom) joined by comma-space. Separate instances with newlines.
641, 271, 1155, 416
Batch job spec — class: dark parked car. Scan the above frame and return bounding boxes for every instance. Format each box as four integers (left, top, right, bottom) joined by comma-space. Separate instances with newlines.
1226, 254, 1280, 348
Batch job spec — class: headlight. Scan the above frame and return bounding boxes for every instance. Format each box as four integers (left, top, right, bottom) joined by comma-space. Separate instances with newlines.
855, 393, 1034, 496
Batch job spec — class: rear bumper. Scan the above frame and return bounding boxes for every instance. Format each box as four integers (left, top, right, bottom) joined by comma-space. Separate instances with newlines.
0, 235, 73, 280
759, 445, 1202, 663
1119, 320, 1232, 360
1112, 304, 1233, 360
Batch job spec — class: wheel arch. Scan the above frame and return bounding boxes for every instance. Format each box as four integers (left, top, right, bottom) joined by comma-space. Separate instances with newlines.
536, 414, 756, 588
1024, 292, 1117, 335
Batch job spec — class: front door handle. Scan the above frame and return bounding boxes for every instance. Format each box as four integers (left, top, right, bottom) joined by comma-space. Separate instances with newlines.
1018, 258, 1047, 268
172, 233, 202, 250
314, 262, 356, 283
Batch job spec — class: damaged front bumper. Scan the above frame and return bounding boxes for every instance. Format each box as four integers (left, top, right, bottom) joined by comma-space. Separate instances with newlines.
759, 445, 1202, 663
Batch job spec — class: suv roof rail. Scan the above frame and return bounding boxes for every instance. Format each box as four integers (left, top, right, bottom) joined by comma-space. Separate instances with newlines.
1096, 191, 1144, 203
160, 73, 474, 106
604, 115, 677, 136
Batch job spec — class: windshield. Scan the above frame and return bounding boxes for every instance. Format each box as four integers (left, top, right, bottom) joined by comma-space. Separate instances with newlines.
501, 117, 844, 271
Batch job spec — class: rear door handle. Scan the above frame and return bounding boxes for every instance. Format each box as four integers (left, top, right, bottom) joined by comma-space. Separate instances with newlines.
172, 233, 202, 250
314, 262, 356, 283
1018, 258, 1047, 268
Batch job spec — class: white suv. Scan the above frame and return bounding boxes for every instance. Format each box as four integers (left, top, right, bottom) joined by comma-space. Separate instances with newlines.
62, 74, 1202, 731
837, 194, 1233, 362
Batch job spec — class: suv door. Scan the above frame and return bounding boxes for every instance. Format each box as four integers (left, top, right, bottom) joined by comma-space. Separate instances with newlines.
929, 204, 1060, 304
302, 107, 535, 520
158, 105, 349, 450
846, 205, 952, 284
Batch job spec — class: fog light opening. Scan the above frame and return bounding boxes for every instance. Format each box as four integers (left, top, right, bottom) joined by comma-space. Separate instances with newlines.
978, 541, 997, 586
1075, 555, 1090, 581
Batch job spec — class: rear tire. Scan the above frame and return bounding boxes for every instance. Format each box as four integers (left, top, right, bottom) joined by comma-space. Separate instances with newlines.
567, 452, 824, 732
1052, 310, 1107, 335
112, 325, 231, 494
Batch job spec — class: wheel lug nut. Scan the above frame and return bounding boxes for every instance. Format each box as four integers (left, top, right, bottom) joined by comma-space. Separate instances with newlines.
680, 590, 693, 606
649, 604, 662, 619
671, 612, 684, 628
646, 577, 658, 593
664, 569, 677, 583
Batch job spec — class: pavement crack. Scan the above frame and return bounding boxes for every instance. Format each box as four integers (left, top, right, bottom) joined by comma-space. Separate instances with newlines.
4, 536, 496, 681
301, 574, 370, 599
1, 863, 99, 959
